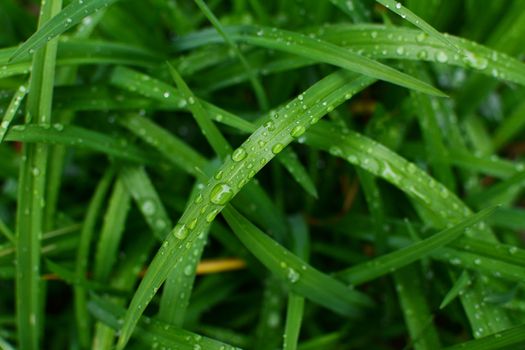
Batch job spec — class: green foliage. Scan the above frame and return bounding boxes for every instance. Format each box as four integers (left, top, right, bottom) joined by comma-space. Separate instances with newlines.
1, 1, 525, 349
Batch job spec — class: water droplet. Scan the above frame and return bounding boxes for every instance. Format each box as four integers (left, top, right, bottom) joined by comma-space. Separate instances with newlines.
206, 208, 220, 222
371, 31, 378, 39
271, 143, 284, 154
188, 218, 197, 230
264, 120, 275, 131
290, 125, 305, 138
194, 194, 203, 204
32, 167, 40, 176
173, 224, 189, 240
142, 200, 156, 215
417, 50, 428, 59
210, 183, 233, 205
395, 2, 402, 9
287, 267, 300, 283
436, 51, 448, 63
232, 147, 247, 162
184, 265, 193, 276
214, 171, 224, 180
163, 91, 170, 98
508, 246, 518, 255
396, 47, 405, 55
53, 123, 64, 131
462, 51, 488, 70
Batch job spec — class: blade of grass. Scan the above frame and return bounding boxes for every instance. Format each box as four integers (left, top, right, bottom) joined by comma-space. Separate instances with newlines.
74, 168, 115, 348
9, 0, 121, 62
15, 0, 61, 348
173, 25, 445, 96
338, 206, 497, 285
0, 84, 26, 142
193, 0, 269, 110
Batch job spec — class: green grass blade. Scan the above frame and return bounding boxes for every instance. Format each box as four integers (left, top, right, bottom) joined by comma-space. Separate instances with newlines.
338, 207, 496, 285
443, 324, 525, 350
93, 179, 130, 282
74, 169, 115, 348
393, 264, 441, 350
9, 0, 121, 62
193, 0, 268, 110
174, 25, 445, 96
15, 0, 61, 348
223, 206, 372, 314
376, 0, 459, 51
5, 123, 156, 163
0, 84, 26, 142
167, 62, 231, 158
440, 270, 471, 310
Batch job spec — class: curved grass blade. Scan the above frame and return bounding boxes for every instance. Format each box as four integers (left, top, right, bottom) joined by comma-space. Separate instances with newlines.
181, 24, 525, 88
119, 165, 172, 240
375, 0, 459, 51
443, 324, 525, 350
9, 0, 121, 62
393, 264, 441, 350
224, 206, 372, 314
89, 295, 241, 350
4, 123, 156, 163
338, 206, 497, 285
115, 72, 375, 350
167, 62, 231, 158
317, 24, 525, 86
173, 25, 445, 96
0, 84, 27, 142
440, 270, 471, 310
74, 169, 115, 348
93, 179, 131, 282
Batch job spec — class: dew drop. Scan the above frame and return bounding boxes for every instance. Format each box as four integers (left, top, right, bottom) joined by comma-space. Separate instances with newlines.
142, 200, 156, 216
173, 224, 189, 240
231, 147, 247, 162
287, 268, 300, 283
290, 125, 306, 138
436, 51, 449, 63
210, 183, 233, 205
271, 143, 284, 154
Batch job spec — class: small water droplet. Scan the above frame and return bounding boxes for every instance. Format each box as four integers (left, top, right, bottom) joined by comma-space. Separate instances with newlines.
163, 91, 170, 98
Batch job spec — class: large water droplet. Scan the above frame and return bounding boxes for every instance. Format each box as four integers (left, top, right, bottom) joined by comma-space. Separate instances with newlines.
142, 200, 156, 216
272, 143, 284, 154
173, 224, 189, 239
436, 51, 449, 63
231, 147, 247, 162
287, 267, 300, 283
210, 183, 233, 205
290, 125, 306, 138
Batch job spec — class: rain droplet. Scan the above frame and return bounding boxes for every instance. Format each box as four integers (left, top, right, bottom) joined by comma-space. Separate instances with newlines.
210, 183, 233, 205
287, 267, 300, 283
142, 200, 156, 216
271, 143, 284, 154
173, 224, 189, 240
436, 51, 449, 63
231, 147, 247, 162
290, 125, 305, 138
